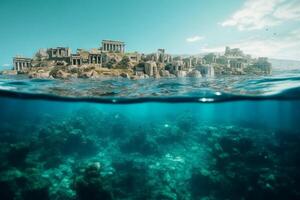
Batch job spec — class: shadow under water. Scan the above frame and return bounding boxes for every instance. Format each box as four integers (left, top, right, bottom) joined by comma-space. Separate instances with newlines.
0, 97, 300, 200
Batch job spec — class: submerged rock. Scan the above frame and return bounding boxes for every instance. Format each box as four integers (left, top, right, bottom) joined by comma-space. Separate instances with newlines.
187, 70, 202, 78
0, 180, 15, 200
190, 169, 215, 198
73, 163, 112, 200
62, 129, 98, 156
120, 132, 159, 155
120, 72, 130, 79
7, 143, 30, 167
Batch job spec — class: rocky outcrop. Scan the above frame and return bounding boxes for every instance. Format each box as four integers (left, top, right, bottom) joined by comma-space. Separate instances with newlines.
187, 70, 202, 78
175, 70, 187, 77
120, 72, 130, 79
196, 65, 215, 77
0, 70, 18, 75
51, 69, 72, 79
78, 70, 99, 79
159, 70, 176, 78
144, 61, 158, 76
28, 70, 51, 79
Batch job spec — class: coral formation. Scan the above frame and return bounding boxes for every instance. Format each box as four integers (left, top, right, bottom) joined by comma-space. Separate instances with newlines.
0, 109, 299, 200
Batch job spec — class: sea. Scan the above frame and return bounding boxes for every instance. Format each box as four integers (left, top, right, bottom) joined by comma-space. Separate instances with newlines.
0, 68, 300, 200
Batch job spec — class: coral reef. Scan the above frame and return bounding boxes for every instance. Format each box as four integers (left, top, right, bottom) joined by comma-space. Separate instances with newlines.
0, 109, 299, 200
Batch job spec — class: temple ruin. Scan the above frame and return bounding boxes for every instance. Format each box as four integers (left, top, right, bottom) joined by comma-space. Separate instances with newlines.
101, 40, 125, 53
13, 57, 32, 71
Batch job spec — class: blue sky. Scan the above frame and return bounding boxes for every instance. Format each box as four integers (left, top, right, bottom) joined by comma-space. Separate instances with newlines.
0, 0, 300, 68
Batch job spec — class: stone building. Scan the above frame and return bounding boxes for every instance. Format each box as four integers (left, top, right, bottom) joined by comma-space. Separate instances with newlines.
144, 61, 158, 76
89, 53, 102, 65
225, 46, 244, 58
229, 59, 245, 69
71, 54, 82, 66
76, 49, 90, 64
203, 53, 217, 64
13, 57, 32, 71
127, 52, 141, 63
183, 57, 192, 70
254, 57, 272, 74
156, 49, 172, 63
47, 47, 71, 59
102, 40, 125, 53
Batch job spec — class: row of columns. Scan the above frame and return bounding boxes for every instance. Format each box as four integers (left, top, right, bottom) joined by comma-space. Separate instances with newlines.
14, 62, 30, 71
103, 43, 124, 53
51, 49, 61, 57
51, 48, 69, 57
72, 58, 82, 66
89, 55, 102, 64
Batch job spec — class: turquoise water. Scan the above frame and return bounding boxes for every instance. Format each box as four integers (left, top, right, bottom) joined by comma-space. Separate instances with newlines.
0, 73, 300, 200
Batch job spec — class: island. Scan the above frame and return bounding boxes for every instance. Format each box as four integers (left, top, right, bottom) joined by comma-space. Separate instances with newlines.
1, 40, 272, 79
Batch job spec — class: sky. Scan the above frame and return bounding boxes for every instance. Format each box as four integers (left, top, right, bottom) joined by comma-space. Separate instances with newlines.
0, 0, 300, 68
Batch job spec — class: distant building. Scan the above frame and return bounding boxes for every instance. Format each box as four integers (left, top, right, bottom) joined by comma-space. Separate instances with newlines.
71, 54, 82, 66
101, 40, 125, 53
229, 59, 245, 69
156, 49, 172, 63
225, 46, 244, 58
144, 61, 158, 76
254, 57, 272, 74
47, 47, 71, 59
127, 52, 141, 64
203, 53, 217, 64
13, 57, 32, 71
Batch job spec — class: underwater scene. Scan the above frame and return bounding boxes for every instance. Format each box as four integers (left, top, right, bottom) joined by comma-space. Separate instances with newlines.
1, 73, 300, 200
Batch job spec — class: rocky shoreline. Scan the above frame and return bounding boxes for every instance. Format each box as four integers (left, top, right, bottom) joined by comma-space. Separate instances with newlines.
0, 63, 272, 80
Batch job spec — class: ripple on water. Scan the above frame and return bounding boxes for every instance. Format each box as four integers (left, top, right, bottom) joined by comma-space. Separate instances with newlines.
0, 71, 300, 102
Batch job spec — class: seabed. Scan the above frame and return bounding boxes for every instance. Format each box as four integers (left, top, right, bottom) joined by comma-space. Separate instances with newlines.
0, 99, 299, 200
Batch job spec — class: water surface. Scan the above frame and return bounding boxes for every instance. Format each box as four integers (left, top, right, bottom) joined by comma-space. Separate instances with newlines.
0, 70, 300, 200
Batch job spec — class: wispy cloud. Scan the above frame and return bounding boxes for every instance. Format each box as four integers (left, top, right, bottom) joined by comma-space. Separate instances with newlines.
221, 0, 300, 31
2, 64, 11, 67
201, 28, 300, 60
186, 36, 205, 43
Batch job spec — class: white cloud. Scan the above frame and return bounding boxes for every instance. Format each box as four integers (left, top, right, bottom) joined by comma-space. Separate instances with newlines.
201, 28, 300, 60
273, 0, 300, 20
186, 36, 205, 43
2, 64, 11, 67
221, 0, 300, 31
